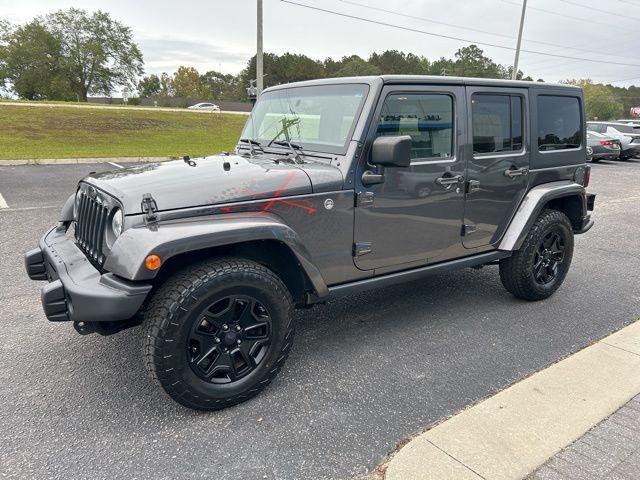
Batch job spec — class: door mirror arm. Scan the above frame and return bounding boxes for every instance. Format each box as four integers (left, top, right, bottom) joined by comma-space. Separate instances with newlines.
361, 166, 385, 186
362, 135, 412, 186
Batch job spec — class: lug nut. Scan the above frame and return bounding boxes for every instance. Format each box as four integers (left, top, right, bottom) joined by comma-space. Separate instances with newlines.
215, 337, 220, 343
222, 324, 229, 331
235, 325, 241, 332
237, 339, 242, 344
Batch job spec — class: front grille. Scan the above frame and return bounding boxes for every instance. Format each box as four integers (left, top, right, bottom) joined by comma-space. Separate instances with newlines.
75, 191, 109, 265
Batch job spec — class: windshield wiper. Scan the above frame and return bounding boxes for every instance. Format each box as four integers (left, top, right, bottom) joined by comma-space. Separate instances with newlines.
271, 140, 303, 150
238, 138, 263, 157
266, 116, 305, 162
271, 139, 306, 164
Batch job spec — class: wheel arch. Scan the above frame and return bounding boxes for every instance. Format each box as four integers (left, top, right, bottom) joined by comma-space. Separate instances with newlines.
544, 195, 585, 231
153, 239, 318, 307
499, 181, 587, 251
104, 212, 329, 304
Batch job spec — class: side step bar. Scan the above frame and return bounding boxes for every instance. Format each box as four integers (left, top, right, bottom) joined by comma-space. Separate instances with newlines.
328, 251, 510, 300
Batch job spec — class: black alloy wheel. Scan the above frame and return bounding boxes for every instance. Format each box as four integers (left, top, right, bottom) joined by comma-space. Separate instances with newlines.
187, 295, 272, 384
142, 258, 294, 410
532, 231, 566, 286
499, 209, 574, 301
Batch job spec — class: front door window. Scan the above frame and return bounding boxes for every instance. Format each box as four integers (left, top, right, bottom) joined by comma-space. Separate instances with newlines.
376, 93, 454, 162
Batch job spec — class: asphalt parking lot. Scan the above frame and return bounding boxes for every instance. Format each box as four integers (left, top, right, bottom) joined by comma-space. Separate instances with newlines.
1, 160, 639, 480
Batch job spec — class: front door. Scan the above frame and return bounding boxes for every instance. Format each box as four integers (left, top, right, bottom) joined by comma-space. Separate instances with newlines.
353, 85, 466, 271
462, 87, 530, 248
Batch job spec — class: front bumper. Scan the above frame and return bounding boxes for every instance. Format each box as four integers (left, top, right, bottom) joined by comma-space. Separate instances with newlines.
25, 225, 152, 323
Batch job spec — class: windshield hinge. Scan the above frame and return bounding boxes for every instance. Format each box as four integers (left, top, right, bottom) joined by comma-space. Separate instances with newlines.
356, 191, 375, 207
141, 193, 158, 226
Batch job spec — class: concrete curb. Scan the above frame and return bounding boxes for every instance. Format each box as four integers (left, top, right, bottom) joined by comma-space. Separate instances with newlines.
0, 157, 173, 166
383, 319, 640, 480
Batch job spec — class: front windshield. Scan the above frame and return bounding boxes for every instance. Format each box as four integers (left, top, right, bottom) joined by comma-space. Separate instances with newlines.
241, 84, 369, 154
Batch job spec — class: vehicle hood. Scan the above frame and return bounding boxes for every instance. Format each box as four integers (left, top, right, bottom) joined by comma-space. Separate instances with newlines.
84, 154, 343, 214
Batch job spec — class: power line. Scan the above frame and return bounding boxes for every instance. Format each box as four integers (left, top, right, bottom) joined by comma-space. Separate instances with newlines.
558, 0, 640, 22
338, 0, 514, 42
280, 0, 640, 68
338, 0, 640, 62
501, 0, 638, 33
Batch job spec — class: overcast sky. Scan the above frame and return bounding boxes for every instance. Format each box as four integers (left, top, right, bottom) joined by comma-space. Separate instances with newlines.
2, 0, 640, 87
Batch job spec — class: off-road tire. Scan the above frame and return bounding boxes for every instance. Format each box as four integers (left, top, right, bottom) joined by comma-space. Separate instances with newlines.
142, 258, 294, 410
499, 209, 574, 301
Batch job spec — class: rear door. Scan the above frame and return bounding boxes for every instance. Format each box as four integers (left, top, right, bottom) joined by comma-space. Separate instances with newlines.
462, 87, 530, 248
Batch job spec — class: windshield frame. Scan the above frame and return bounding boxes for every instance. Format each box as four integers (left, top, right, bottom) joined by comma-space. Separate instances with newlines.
241, 83, 371, 156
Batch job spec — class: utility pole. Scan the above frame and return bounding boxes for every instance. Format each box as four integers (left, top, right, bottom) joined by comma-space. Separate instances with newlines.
512, 0, 528, 80
257, 0, 264, 95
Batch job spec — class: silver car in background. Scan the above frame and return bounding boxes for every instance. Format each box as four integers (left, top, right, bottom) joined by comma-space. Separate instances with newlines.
587, 131, 621, 162
187, 102, 221, 111
587, 122, 640, 159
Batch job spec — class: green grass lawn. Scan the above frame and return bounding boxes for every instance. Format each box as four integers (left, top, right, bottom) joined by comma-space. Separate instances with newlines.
0, 105, 247, 160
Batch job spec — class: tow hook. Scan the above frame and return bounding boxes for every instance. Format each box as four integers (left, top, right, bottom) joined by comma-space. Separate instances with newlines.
73, 321, 96, 335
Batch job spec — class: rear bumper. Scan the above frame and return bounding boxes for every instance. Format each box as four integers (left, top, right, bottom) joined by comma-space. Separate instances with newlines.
592, 150, 620, 160
575, 193, 596, 235
25, 225, 152, 323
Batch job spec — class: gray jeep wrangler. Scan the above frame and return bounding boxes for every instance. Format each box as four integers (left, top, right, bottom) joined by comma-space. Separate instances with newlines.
25, 76, 595, 410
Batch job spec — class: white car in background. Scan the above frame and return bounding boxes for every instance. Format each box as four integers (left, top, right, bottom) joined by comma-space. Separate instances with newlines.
587, 121, 640, 159
187, 102, 221, 111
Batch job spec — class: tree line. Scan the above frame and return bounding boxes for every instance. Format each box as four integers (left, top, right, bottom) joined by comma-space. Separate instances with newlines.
139, 45, 534, 102
1, 8, 638, 120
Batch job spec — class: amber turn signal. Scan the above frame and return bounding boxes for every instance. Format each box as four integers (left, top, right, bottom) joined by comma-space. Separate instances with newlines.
145, 254, 161, 271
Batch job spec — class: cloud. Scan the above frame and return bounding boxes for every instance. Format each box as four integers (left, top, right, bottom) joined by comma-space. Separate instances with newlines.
136, 36, 252, 74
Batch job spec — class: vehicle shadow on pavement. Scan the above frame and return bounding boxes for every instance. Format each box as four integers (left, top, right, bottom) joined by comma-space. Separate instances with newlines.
48, 266, 509, 416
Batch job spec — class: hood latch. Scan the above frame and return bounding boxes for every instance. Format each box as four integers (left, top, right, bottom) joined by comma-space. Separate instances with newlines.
141, 193, 158, 227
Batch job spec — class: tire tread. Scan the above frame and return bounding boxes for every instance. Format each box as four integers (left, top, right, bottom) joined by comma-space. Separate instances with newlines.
142, 258, 294, 410
499, 209, 574, 301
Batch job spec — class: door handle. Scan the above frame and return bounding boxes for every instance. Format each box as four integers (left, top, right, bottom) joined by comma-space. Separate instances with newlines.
504, 167, 529, 178
435, 174, 464, 189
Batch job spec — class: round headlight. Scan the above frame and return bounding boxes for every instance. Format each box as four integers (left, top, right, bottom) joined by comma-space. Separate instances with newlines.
111, 208, 124, 237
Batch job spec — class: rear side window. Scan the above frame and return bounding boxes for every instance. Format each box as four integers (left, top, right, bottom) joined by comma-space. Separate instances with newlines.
472, 94, 524, 154
377, 93, 454, 161
537, 96, 582, 151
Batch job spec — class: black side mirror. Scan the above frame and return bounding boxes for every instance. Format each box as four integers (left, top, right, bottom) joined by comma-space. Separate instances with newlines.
370, 135, 412, 168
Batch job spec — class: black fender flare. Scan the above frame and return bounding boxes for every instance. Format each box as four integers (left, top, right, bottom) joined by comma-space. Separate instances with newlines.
104, 212, 329, 299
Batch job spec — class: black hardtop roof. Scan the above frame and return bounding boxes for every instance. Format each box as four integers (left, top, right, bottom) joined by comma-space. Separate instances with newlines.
264, 75, 581, 92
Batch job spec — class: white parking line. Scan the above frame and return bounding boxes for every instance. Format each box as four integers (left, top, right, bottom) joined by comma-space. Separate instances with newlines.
0, 193, 8, 209
1, 205, 59, 212
107, 161, 124, 169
